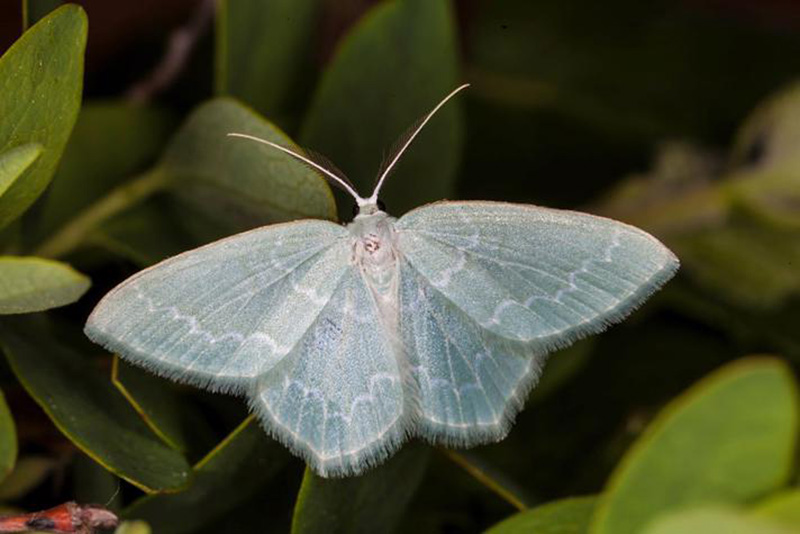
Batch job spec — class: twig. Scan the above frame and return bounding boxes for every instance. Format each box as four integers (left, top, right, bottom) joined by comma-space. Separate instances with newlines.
126, 0, 216, 103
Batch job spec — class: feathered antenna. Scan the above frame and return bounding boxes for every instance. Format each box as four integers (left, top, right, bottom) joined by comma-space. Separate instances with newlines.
226, 133, 366, 204
367, 83, 470, 205
228, 83, 470, 210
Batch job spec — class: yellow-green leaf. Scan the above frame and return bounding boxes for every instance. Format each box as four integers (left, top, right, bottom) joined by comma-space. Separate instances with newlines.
0, 256, 89, 314
0, 5, 86, 229
644, 507, 797, 534
0, 143, 42, 199
485, 496, 596, 534
590, 358, 799, 534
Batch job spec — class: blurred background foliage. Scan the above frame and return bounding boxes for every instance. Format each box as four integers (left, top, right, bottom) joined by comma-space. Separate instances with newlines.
0, 0, 799, 532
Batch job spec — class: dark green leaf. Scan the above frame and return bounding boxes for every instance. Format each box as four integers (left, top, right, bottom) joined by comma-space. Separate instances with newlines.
0, 388, 16, 484
591, 358, 799, 534
671, 219, 800, 309
0, 317, 192, 493
0, 5, 86, 229
291, 445, 429, 534
485, 496, 596, 534
216, 0, 321, 119
126, 417, 289, 534
300, 0, 462, 213
0, 256, 89, 314
0, 143, 42, 198
72, 453, 122, 509
160, 98, 337, 233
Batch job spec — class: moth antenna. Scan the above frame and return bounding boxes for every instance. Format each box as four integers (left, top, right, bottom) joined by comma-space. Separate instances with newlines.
304, 147, 359, 193
227, 133, 365, 204
368, 83, 470, 204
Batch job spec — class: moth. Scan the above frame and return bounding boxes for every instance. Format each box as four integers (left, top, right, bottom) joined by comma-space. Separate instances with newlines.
85, 85, 679, 477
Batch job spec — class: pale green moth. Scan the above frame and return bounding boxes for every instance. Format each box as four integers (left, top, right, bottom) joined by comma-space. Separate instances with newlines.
85, 85, 679, 477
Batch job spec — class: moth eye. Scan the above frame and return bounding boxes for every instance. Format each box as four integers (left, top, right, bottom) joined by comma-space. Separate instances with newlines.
351, 203, 360, 218
377, 199, 387, 212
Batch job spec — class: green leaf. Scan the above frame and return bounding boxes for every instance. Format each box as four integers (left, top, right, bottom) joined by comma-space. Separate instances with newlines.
590, 358, 799, 534
115, 522, 152, 534
300, 0, 462, 213
72, 453, 122, 508
0, 143, 42, 198
291, 445, 429, 534
754, 490, 800, 529
216, 0, 321, 119
30, 102, 176, 246
485, 496, 596, 534
643, 507, 797, 534
0, 256, 89, 314
0, 455, 55, 500
126, 416, 289, 534
671, 219, 800, 309
159, 98, 336, 233
0, 5, 86, 229
0, 317, 192, 493
0, 388, 16, 484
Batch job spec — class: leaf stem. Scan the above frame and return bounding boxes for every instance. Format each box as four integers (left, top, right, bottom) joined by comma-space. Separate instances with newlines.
442, 449, 529, 511
34, 169, 169, 259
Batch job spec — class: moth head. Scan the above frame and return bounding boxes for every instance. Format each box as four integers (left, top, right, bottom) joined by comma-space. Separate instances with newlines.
352, 198, 386, 218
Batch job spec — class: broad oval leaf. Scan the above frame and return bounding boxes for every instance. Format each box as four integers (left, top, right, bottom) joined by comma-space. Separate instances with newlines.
486, 496, 596, 534
126, 417, 289, 534
0, 143, 42, 198
0, 318, 192, 493
159, 98, 336, 234
216, 0, 321, 119
643, 507, 795, 534
0, 5, 86, 229
291, 445, 429, 534
0, 388, 16, 484
300, 0, 462, 213
0, 256, 90, 314
590, 357, 799, 534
